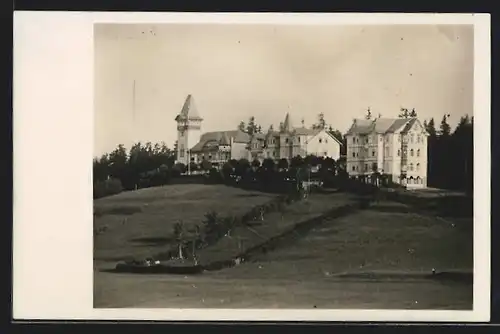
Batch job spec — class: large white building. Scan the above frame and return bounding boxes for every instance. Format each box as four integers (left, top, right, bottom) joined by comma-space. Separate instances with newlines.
345, 117, 429, 188
175, 95, 342, 167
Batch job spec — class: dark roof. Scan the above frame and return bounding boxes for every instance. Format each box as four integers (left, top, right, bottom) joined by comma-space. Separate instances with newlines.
190, 130, 250, 152
399, 117, 418, 133
385, 118, 412, 133
346, 117, 416, 135
175, 94, 203, 122
346, 119, 374, 135
293, 127, 320, 136
219, 132, 231, 145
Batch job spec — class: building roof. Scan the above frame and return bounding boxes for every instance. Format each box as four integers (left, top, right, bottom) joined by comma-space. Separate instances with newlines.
293, 127, 320, 136
346, 119, 374, 135
190, 130, 250, 152
175, 94, 203, 122
346, 117, 417, 135
252, 133, 267, 140
266, 130, 281, 137
219, 132, 231, 145
283, 113, 293, 132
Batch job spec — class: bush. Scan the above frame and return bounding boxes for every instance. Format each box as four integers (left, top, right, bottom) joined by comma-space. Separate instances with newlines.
202, 210, 220, 239
93, 178, 123, 199
208, 167, 223, 183
171, 163, 187, 177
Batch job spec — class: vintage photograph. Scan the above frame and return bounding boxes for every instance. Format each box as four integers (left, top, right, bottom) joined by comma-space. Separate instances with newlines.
93, 23, 474, 310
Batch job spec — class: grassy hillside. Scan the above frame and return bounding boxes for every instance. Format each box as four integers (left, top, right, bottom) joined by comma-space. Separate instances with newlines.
215, 199, 473, 281
196, 192, 358, 265
93, 184, 277, 262
94, 185, 473, 309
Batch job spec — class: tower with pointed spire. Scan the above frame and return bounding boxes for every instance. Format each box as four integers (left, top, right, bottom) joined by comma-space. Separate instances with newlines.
175, 94, 203, 165
279, 113, 294, 158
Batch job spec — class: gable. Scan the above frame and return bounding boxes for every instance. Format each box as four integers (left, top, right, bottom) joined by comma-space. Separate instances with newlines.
308, 129, 343, 146
410, 119, 429, 135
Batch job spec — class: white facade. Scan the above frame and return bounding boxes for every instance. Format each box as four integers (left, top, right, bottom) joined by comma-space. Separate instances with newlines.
305, 130, 341, 160
345, 117, 428, 188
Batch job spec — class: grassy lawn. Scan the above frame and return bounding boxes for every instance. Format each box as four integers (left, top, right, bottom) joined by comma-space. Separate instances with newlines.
94, 271, 472, 309
93, 184, 277, 262
219, 199, 473, 281
196, 193, 358, 265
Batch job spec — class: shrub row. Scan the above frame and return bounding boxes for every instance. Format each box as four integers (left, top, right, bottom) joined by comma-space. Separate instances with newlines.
159, 187, 304, 262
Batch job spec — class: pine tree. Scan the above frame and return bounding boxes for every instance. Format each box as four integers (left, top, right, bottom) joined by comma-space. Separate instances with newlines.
426, 118, 437, 137
365, 107, 372, 120
246, 117, 256, 135
238, 121, 246, 132
409, 108, 417, 117
439, 114, 451, 136
398, 108, 410, 118
316, 113, 326, 129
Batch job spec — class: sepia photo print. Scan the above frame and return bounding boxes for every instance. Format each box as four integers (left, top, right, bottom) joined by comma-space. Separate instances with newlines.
93, 21, 476, 312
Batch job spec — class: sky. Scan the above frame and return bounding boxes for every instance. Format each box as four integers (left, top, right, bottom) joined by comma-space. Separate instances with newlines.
94, 23, 474, 157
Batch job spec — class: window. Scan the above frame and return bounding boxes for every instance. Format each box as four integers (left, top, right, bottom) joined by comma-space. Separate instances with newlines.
352, 152, 356, 158
409, 163, 414, 171
356, 165, 359, 171
397, 149, 401, 157
356, 152, 359, 157
352, 166, 355, 171
416, 163, 420, 171
417, 149, 420, 157
410, 149, 414, 157
180, 145, 185, 158
417, 135, 421, 143
410, 134, 414, 143
319, 138, 322, 143
298, 137, 301, 143
380, 136, 383, 142
372, 151, 375, 157
352, 137, 356, 144
356, 137, 359, 144
324, 152, 328, 156
325, 139, 328, 143
285, 138, 289, 144
365, 164, 368, 171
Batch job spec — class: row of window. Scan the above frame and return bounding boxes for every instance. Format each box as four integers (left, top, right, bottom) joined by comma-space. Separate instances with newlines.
350, 162, 422, 172
283, 137, 329, 144
351, 163, 378, 172
352, 150, 376, 158
350, 148, 422, 158
405, 177, 424, 185
351, 134, 424, 145
397, 148, 421, 157
406, 163, 421, 171
399, 134, 424, 144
